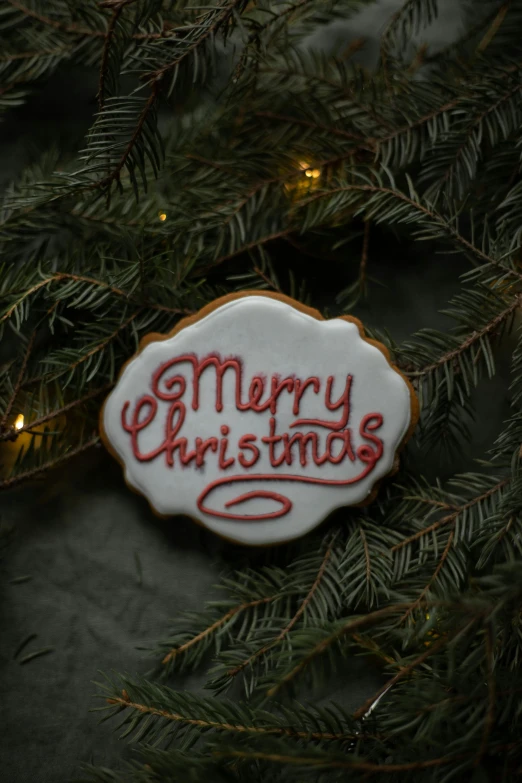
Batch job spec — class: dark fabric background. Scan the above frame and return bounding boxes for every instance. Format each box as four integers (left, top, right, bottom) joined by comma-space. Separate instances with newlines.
0, 2, 511, 781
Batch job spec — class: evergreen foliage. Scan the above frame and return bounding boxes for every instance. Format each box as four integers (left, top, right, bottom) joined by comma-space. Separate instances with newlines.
1, 0, 522, 780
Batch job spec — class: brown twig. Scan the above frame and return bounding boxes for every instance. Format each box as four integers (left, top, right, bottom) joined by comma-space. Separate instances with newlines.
106, 693, 367, 742
22, 310, 141, 390
352, 624, 471, 721
295, 183, 522, 276
149, 0, 245, 82
404, 496, 459, 511
162, 596, 274, 665
1, 279, 53, 324
400, 530, 455, 622
93, 82, 160, 193
438, 80, 522, 191
7, 0, 179, 40
258, 66, 393, 131
94, 0, 245, 194
1, 331, 35, 431
1, 273, 192, 368
0, 436, 100, 490
252, 266, 282, 294
266, 602, 419, 698
0, 45, 72, 61
0, 384, 113, 443
391, 478, 510, 552
228, 539, 335, 678
352, 633, 402, 670
67, 309, 141, 375
255, 111, 370, 144
476, 1, 511, 53
7, 0, 107, 36
97, 6, 124, 112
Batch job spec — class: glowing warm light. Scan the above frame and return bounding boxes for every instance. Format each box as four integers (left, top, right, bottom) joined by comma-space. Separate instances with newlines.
14, 414, 24, 430
158, 212, 167, 222
298, 162, 320, 179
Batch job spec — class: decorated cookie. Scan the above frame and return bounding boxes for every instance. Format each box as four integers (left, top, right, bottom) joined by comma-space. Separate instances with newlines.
100, 292, 418, 545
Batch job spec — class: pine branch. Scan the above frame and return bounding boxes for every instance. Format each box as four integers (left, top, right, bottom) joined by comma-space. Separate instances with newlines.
406, 294, 522, 378
0, 436, 100, 490
6, 0, 180, 40
97, 4, 124, 112
162, 596, 275, 666
227, 538, 336, 679
0, 330, 35, 431
296, 181, 519, 272
105, 692, 362, 743
400, 529, 455, 621
381, 0, 439, 51
266, 603, 416, 697
352, 626, 458, 721
0, 384, 112, 444
6, 0, 107, 37
391, 477, 511, 552
476, 1, 511, 54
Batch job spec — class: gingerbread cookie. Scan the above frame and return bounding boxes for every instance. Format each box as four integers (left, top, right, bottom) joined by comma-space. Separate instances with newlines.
100, 292, 418, 545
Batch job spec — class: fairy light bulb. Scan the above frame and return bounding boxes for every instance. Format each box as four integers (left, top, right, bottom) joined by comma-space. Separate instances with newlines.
158, 212, 167, 222
14, 414, 24, 430
298, 161, 320, 179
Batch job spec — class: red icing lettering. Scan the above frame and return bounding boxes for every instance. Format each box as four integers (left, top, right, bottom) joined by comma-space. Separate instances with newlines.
195, 436, 218, 467
291, 375, 353, 431
238, 434, 260, 468
120, 353, 387, 522
293, 377, 320, 415
218, 424, 235, 469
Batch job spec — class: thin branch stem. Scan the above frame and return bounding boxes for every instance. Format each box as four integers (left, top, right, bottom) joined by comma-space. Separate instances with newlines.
252, 266, 283, 293
0, 437, 100, 490
255, 111, 370, 144
391, 478, 510, 552
476, 1, 511, 53
296, 183, 522, 274
105, 693, 364, 742
97, 6, 123, 112
267, 602, 418, 698
162, 597, 274, 665
401, 530, 455, 622
405, 292, 522, 377
1, 272, 192, 333
7, 0, 107, 37
7, 0, 180, 40
0, 384, 112, 443
352, 623, 473, 721
0, 330, 35, 430
0, 45, 72, 61
228, 539, 335, 678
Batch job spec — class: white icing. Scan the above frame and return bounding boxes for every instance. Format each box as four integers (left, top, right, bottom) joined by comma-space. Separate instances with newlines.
103, 297, 412, 545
